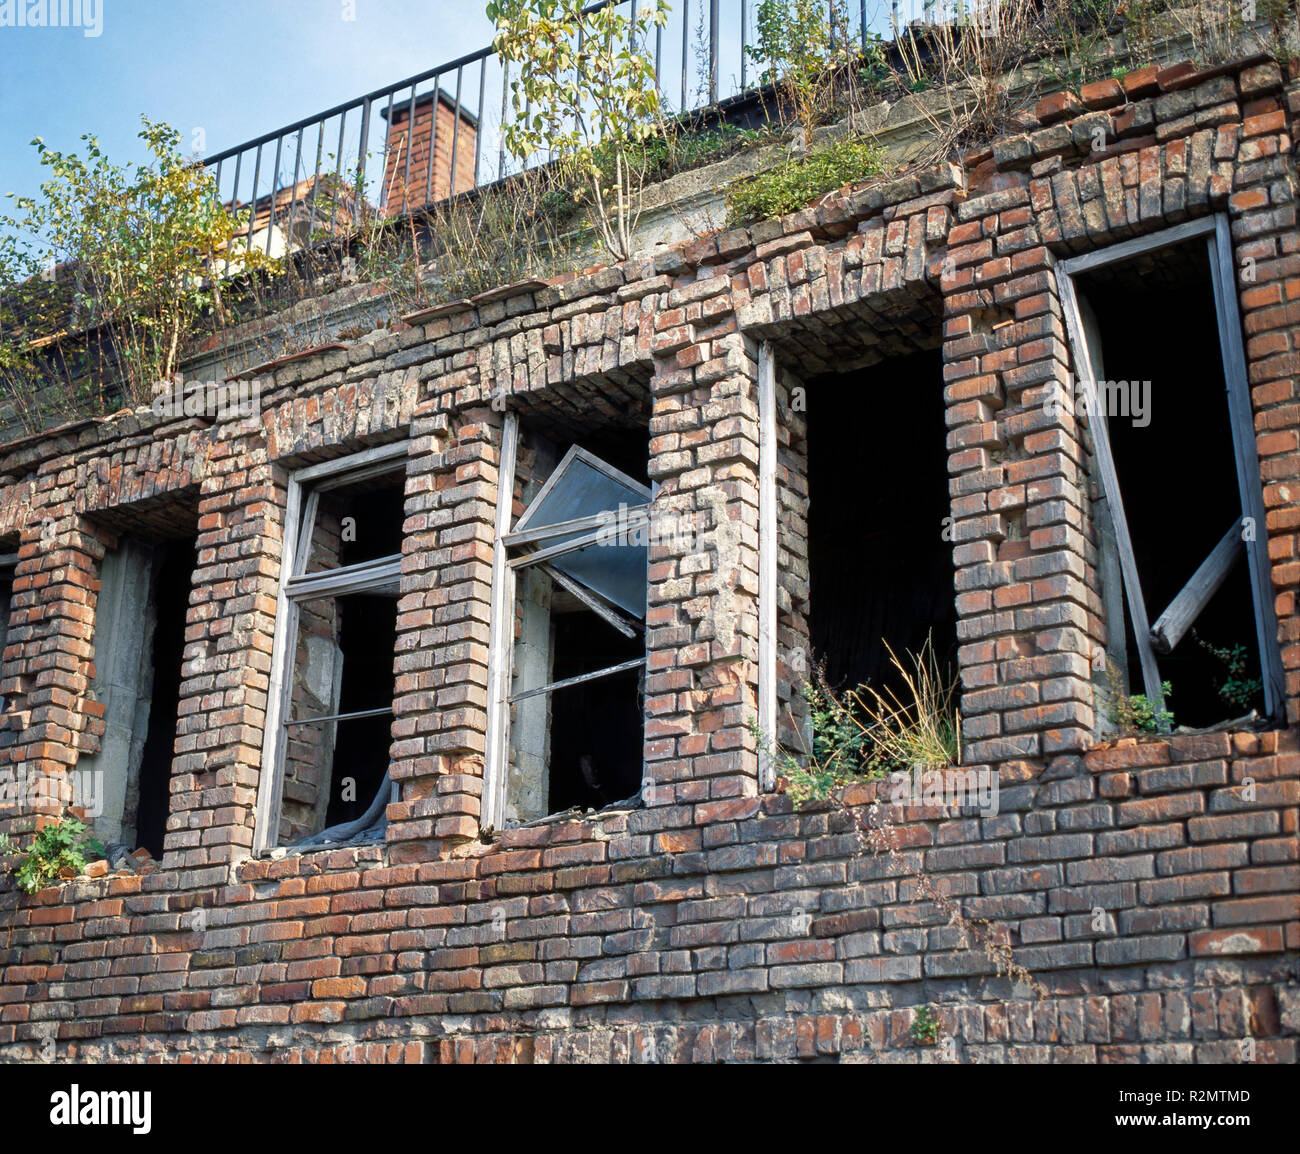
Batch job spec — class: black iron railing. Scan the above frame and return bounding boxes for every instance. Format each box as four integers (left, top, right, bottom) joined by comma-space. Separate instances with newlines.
200, 1, 972, 252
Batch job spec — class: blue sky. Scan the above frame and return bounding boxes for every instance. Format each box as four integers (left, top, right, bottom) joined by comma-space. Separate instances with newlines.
0, 0, 901, 243
0, 1, 499, 225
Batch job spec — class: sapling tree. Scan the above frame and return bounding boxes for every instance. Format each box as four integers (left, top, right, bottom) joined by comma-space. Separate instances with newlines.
745, 0, 857, 135
0, 117, 273, 412
487, 0, 669, 261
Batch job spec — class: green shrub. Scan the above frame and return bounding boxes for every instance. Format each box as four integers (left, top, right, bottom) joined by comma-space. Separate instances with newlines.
0, 816, 103, 895
1194, 633, 1262, 714
726, 135, 882, 224
1104, 660, 1174, 734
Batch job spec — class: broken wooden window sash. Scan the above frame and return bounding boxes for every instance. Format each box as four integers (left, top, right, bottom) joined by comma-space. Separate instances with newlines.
254, 441, 410, 855
502, 506, 649, 549
284, 556, 403, 601
1057, 213, 1285, 723
539, 561, 643, 639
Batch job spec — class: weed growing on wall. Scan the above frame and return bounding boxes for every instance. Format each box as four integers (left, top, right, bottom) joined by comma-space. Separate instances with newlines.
755, 637, 962, 806
1104, 660, 1174, 734
727, 134, 883, 223
910, 1005, 942, 1045
0, 815, 103, 895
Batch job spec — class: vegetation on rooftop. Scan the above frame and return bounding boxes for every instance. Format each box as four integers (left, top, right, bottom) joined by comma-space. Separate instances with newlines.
0, 119, 279, 425
0, 0, 1294, 437
727, 134, 885, 223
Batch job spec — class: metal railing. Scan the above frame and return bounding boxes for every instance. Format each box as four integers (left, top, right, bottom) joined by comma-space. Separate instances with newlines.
200, 1, 965, 254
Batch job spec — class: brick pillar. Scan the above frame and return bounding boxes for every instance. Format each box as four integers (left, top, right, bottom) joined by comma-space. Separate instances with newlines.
1233, 60, 1300, 725
387, 404, 498, 858
645, 329, 762, 806
0, 497, 108, 818
942, 187, 1099, 767
166, 433, 280, 867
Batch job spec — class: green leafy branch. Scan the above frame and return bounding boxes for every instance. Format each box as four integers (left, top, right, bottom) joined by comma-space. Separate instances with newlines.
488, 0, 669, 261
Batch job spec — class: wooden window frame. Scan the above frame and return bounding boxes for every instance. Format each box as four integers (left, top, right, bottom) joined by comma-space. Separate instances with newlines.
1057, 214, 1284, 724
254, 441, 409, 854
482, 420, 654, 831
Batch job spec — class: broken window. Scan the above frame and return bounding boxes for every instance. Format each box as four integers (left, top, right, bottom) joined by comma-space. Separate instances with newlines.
259, 444, 406, 851
1058, 214, 1284, 730
484, 425, 652, 828
79, 534, 195, 861
751, 339, 958, 787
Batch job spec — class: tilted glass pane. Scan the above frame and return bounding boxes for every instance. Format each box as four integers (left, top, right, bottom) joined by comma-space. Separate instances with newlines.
552, 538, 648, 618
514, 449, 651, 617
517, 450, 649, 535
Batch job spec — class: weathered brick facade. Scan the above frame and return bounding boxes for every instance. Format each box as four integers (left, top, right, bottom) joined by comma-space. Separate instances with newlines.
0, 54, 1296, 1063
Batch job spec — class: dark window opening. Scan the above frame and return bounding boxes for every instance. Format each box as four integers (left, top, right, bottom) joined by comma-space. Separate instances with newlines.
324, 593, 398, 828
303, 473, 406, 574
805, 349, 959, 693
1077, 238, 1266, 728
547, 608, 645, 812
132, 538, 194, 860
0, 546, 15, 661
82, 530, 196, 861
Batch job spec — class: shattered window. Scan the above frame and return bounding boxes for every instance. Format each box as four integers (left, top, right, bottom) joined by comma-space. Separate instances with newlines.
496, 444, 652, 825
265, 449, 405, 850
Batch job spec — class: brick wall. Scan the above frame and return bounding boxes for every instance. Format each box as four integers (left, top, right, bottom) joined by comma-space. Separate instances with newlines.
0, 54, 1295, 1063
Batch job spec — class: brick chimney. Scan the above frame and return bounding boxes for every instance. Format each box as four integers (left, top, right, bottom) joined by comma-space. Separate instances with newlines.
380, 91, 478, 216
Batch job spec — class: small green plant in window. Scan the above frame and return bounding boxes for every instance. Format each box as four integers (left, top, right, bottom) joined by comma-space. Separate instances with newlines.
1194, 632, 1263, 714
1104, 660, 1173, 734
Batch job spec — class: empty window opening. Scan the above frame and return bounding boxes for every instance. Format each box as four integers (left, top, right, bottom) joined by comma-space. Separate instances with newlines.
284, 591, 398, 837
490, 427, 651, 827
80, 533, 196, 861
263, 446, 406, 851
1061, 218, 1283, 730
132, 539, 191, 859
805, 349, 958, 694
0, 545, 14, 662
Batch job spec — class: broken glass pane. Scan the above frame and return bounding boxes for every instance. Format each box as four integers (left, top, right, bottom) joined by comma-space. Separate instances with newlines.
515, 447, 650, 533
